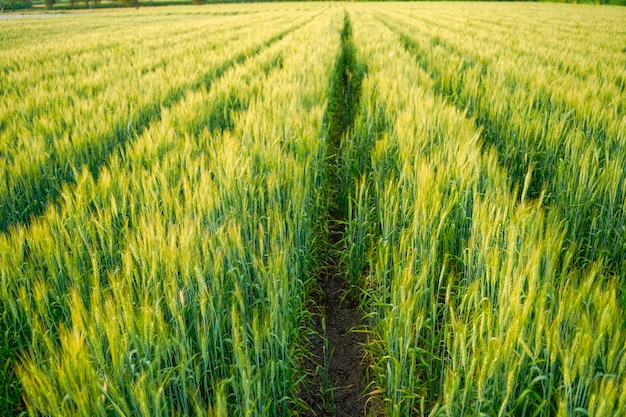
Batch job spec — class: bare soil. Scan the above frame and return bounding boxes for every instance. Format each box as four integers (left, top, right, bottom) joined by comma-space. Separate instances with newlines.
300, 220, 382, 417
322, 264, 370, 417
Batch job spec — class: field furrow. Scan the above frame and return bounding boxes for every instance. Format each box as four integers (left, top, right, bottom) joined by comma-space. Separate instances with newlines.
306, 11, 374, 417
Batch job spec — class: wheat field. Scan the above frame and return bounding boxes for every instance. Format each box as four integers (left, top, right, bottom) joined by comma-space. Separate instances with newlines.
1, 3, 625, 416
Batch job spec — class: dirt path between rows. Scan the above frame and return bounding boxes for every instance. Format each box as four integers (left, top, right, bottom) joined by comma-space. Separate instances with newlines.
301, 225, 376, 417
301, 12, 381, 417
321, 236, 371, 416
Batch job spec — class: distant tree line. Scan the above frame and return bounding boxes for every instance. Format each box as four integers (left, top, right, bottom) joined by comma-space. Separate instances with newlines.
0, 0, 31, 11
42, 0, 102, 9
0, 0, 177, 10
1, 0, 624, 13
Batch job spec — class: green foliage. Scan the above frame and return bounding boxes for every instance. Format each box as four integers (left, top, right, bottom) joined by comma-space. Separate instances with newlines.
382, 2, 626, 286
0, 0, 31, 11
1, 4, 625, 417
117, 0, 138, 7
345, 4, 626, 416
0, 6, 340, 415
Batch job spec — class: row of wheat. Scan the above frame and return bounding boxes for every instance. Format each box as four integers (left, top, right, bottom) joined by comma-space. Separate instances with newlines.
0, 6, 341, 415
0, 7, 311, 232
342, 4, 626, 416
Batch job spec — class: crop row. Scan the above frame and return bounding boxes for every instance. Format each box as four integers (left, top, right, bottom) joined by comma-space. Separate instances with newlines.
377, 4, 626, 285
0, 8, 316, 232
341, 6, 626, 416
0, 8, 340, 416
